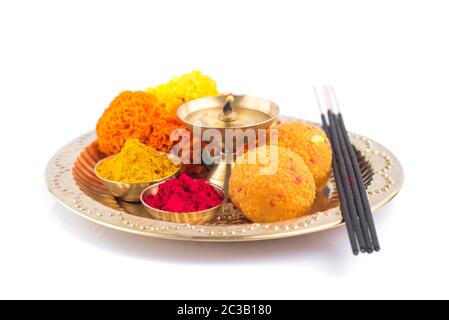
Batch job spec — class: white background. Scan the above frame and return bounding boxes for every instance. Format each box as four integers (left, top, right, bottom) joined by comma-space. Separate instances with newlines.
0, 0, 448, 300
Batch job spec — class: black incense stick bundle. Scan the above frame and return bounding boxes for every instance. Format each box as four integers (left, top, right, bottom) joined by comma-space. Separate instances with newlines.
314, 86, 380, 255
330, 89, 380, 251
320, 114, 360, 255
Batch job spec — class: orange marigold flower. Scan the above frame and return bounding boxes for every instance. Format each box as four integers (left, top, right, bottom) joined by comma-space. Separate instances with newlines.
96, 91, 186, 155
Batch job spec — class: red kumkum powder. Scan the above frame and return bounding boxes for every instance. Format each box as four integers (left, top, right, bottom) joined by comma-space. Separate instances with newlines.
143, 174, 223, 212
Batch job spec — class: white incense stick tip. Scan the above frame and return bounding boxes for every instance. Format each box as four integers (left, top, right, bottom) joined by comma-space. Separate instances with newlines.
322, 85, 334, 113
330, 86, 341, 113
313, 85, 325, 115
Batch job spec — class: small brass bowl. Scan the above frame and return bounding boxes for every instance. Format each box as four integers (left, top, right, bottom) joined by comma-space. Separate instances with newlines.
94, 154, 181, 203
140, 182, 225, 224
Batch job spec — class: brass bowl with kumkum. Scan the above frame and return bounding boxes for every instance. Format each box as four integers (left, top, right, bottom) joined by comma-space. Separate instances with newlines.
94, 139, 181, 202
140, 174, 225, 224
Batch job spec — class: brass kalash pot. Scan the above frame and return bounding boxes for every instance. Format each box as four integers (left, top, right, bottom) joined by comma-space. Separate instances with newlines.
177, 95, 280, 193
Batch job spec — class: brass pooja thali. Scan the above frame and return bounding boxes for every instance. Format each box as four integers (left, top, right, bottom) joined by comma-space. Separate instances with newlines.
46, 115, 403, 242
45, 71, 403, 242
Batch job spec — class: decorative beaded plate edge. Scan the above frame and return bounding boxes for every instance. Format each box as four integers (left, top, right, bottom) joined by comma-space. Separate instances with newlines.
45, 117, 404, 242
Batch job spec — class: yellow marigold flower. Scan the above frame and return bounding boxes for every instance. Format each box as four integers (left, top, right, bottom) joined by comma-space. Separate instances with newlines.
147, 70, 219, 114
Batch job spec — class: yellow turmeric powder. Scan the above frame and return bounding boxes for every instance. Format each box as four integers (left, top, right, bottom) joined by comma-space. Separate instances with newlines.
96, 139, 179, 183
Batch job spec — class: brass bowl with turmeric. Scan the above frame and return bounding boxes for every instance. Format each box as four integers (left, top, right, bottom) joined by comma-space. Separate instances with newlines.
94, 139, 181, 202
